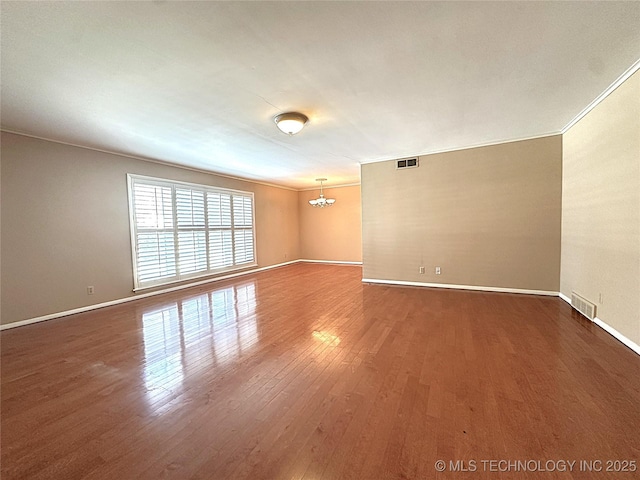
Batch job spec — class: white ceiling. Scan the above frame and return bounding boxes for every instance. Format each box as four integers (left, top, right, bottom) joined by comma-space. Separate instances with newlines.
1, 1, 639, 189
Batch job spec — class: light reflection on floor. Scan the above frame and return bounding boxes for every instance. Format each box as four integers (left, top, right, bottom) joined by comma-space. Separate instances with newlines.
312, 330, 341, 347
141, 282, 257, 413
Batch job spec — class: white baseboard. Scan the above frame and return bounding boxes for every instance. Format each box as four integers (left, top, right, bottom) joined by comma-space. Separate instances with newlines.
592, 317, 640, 356
552, 291, 639, 356
6, 265, 637, 357
299, 259, 363, 265
361, 278, 558, 296
0, 260, 300, 331
0, 259, 364, 331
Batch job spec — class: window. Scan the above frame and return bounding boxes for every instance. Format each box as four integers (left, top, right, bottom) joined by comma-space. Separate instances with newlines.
128, 174, 256, 290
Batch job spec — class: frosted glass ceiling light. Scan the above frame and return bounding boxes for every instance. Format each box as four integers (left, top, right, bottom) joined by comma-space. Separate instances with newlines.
274, 112, 308, 135
308, 178, 335, 208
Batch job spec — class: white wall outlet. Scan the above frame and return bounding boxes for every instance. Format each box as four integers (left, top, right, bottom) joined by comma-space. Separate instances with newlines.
419, 266, 425, 274
598, 293, 603, 304
87, 286, 95, 295
435, 266, 441, 275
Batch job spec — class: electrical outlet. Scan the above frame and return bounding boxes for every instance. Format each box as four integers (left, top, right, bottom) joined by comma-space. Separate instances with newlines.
599, 293, 603, 304
419, 266, 425, 274
87, 286, 94, 295
435, 266, 441, 275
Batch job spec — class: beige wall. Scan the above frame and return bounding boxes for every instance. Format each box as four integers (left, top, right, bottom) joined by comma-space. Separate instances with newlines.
361, 135, 563, 292
298, 185, 362, 262
4, 68, 637, 348
1, 132, 300, 325
561, 71, 640, 345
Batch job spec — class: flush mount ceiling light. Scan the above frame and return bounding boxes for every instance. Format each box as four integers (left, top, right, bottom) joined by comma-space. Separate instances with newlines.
274, 112, 308, 135
308, 178, 335, 208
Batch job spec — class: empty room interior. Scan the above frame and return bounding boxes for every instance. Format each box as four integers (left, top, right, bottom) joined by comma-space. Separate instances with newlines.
1, 2, 639, 480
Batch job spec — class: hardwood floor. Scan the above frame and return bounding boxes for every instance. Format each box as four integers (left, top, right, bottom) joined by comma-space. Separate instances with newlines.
2, 263, 639, 479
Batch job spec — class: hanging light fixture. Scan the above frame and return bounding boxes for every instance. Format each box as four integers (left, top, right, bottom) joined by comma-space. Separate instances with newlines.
274, 112, 308, 135
308, 178, 336, 208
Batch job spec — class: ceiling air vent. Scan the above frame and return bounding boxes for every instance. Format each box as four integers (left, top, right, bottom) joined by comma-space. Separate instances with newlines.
396, 158, 419, 170
570, 292, 596, 321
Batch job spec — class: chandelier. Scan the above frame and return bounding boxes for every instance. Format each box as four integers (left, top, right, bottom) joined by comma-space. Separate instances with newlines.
308, 178, 336, 208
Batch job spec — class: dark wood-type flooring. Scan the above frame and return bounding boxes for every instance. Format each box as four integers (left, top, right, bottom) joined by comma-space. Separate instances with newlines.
2, 264, 639, 479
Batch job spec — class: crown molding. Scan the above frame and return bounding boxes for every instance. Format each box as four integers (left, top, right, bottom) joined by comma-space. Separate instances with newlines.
0, 129, 299, 191
7, 56, 637, 187
562, 58, 640, 134
358, 132, 561, 165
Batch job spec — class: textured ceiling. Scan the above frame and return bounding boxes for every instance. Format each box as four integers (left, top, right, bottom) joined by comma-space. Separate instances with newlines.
1, 1, 639, 189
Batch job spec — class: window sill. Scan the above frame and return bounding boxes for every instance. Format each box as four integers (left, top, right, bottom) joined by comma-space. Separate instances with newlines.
133, 262, 258, 292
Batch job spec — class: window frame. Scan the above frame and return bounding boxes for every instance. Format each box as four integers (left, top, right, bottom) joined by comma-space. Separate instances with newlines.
127, 174, 257, 291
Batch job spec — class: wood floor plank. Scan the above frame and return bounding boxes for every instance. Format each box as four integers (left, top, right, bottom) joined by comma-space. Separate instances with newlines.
2, 263, 640, 480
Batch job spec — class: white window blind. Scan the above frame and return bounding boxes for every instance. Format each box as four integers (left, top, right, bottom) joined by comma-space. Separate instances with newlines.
128, 175, 256, 289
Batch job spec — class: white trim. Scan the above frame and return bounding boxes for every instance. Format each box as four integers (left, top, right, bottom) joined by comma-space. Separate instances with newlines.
129, 173, 259, 197
558, 292, 571, 304
0, 260, 300, 331
131, 262, 259, 292
361, 278, 557, 296
0, 260, 364, 330
592, 317, 640, 356
6, 263, 637, 356
558, 291, 639, 356
299, 259, 363, 265
126, 174, 138, 290
561, 58, 640, 134
358, 132, 560, 165
0, 129, 298, 192
0, 129, 364, 192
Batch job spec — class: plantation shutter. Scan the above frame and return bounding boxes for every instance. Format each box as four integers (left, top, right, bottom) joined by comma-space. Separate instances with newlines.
208, 192, 234, 269
233, 195, 255, 264
176, 188, 208, 275
132, 183, 177, 283
128, 175, 256, 289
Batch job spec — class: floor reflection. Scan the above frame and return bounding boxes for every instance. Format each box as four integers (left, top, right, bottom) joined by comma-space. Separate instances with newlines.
142, 282, 258, 413
312, 330, 341, 347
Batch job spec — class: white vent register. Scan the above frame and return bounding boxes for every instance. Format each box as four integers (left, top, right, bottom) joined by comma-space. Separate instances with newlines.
571, 292, 596, 320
